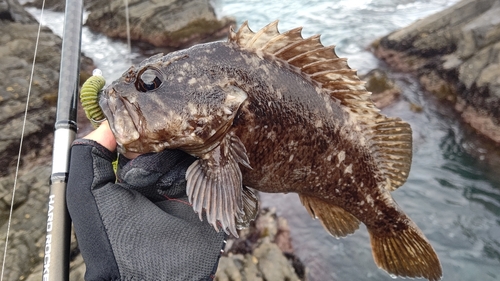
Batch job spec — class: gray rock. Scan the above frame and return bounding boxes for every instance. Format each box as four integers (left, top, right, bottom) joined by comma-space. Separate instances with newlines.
216, 208, 306, 281
241, 254, 262, 281
253, 242, 300, 281
0, 21, 58, 177
0, 166, 51, 281
25, 241, 86, 281
216, 241, 301, 281
456, 2, 500, 59
0, 169, 30, 220
216, 256, 244, 281
85, 0, 236, 49
372, 0, 500, 143
0, 0, 37, 23
0, 18, 95, 177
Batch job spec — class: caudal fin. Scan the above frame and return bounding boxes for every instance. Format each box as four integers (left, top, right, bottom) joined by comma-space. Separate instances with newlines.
368, 225, 442, 281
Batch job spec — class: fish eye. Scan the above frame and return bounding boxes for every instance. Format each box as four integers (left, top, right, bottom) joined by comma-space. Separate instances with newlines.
135, 68, 163, 92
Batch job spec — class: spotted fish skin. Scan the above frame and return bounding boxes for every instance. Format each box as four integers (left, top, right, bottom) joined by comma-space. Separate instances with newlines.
100, 21, 442, 281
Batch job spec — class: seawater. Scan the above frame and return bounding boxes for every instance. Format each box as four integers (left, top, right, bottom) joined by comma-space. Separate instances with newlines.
29, 0, 500, 280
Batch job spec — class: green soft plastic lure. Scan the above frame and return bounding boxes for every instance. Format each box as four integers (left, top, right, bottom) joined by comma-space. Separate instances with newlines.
80, 69, 118, 171
80, 69, 106, 128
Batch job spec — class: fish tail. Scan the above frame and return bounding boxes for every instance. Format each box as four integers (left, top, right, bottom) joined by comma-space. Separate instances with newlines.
368, 222, 442, 281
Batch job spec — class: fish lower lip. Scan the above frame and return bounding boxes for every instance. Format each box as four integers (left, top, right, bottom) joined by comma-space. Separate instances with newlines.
100, 91, 140, 145
116, 107, 140, 144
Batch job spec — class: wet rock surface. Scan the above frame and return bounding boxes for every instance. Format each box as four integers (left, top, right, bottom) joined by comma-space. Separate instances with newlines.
85, 0, 236, 49
372, 0, 500, 143
361, 69, 401, 109
216, 208, 306, 281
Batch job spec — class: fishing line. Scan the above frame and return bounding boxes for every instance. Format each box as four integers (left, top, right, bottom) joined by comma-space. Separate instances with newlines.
124, 0, 132, 64
0, 1, 47, 280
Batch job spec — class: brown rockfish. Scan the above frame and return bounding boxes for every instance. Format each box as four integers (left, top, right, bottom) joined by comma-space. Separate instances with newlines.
100, 21, 442, 281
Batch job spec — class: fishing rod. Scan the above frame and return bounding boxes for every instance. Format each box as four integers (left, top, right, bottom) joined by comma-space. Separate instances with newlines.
43, 0, 84, 280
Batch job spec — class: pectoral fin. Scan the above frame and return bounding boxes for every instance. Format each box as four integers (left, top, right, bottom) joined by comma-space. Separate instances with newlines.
186, 133, 252, 237
299, 194, 360, 237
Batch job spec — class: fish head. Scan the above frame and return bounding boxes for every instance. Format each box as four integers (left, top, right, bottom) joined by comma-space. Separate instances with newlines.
99, 50, 248, 155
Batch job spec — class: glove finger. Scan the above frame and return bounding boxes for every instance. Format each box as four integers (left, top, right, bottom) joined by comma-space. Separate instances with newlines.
118, 149, 196, 200
118, 149, 192, 185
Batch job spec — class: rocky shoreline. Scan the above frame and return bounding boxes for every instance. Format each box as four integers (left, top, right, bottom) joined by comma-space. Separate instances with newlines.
371, 0, 500, 143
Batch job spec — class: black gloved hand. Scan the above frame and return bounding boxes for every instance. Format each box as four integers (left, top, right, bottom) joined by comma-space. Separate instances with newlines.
67, 139, 227, 281
116, 148, 194, 203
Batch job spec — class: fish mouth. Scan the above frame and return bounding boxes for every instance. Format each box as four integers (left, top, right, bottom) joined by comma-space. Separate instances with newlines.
99, 87, 141, 149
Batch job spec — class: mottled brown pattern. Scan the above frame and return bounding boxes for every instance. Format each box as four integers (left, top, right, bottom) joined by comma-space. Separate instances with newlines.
100, 22, 442, 281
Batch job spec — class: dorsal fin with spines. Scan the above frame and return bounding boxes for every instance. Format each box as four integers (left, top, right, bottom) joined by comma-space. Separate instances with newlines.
263, 27, 304, 54
245, 20, 280, 48
228, 21, 413, 191
228, 21, 376, 116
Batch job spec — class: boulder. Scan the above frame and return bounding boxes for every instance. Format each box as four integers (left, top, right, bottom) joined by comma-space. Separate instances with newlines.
85, 0, 236, 49
372, 0, 500, 143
